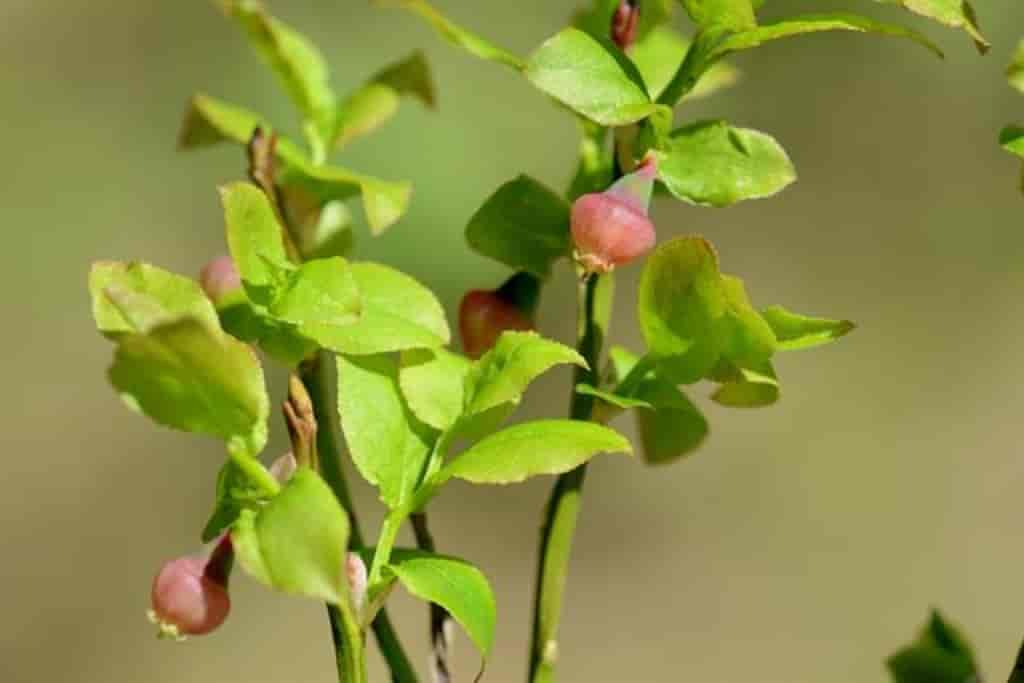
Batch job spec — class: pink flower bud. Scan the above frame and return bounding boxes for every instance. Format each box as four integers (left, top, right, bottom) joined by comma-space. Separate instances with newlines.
571, 155, 657, 274
611, 0, 641, 51
198, 256, 242, 304
346, 552, 368, 613
459, 289, 534, 360
148, 536, 232, 639
269, 451, 298, 484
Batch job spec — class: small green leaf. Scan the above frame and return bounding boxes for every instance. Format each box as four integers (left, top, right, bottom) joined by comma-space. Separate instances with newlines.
1001, 125, 1024, 159
202, 453, 281, 542
332, 51, 436, 149
108, 317, 269, 456
337, 354, 435, 509
179, 94, 270, 150
220, 181, 292, 307
681, 0, 757, 32
524, 28, 658, 127
220, 0, 336, 130
761, 305, 855, 351
630, 26, 739, 102
388, 550, 496, 659
654, 120, 796, 207
886, 610, 979, 683
214, 288, 319, 367
710, 359, 780, 408
380, 0, 524, 69
876, 0, 989, 53
399, 348, 472, 431
269, 257, 361, 327
1009, 40, 1024, 94
575, 383, 653, 410
283, 187, 355, 260
465, 176, 571, 278
89, 261, 219, 337
463, 331, 586, 418
232, 468, 350, 604
439, 419, 631, 485
309, 262, 449, 354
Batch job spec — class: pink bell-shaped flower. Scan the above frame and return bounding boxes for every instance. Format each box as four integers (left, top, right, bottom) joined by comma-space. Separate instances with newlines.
148, 535, 233, 639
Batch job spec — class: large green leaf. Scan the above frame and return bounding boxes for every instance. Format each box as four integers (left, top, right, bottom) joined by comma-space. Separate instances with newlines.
89, 261, 219, 337
232, 468, 350, 604
465, 176, 571, 278
220, 0, 335, 129
886, 610, 979, 683
438, 419, 631, 485
654, 120, 796, 207
108, 317, 269, 457
308, 262, 449, 355
378, 0, 523, 69
399, 348, 472, 432
524, 28, 659, 126
337, 354, 435, 509
630, 26, 739, 102
202, 453, 281, 542
681, 0, 757, 32
388, 550, 496, 659
463, 332, 586, 418
332, 51, 435, 149
761, 305, 855, 351
876, 0, 988, 53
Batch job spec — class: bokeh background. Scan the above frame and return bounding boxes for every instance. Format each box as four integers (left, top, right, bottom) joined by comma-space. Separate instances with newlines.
3, 1, 1023, 681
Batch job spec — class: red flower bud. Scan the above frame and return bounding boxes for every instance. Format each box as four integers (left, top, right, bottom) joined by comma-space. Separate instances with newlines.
198, 256, 242, 304
611, 0, 641, 51
459, 289, 534, 360
571, 155, 657, 274
148, 536, 232, 639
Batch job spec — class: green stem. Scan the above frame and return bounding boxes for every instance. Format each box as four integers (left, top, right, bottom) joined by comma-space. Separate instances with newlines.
328, 601, 367, 683
528, 273, 613, 683
368, 509, 406, 593
301, 355, 419, 683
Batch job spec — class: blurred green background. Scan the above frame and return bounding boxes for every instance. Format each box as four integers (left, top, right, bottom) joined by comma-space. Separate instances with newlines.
3, 1, 1023, 681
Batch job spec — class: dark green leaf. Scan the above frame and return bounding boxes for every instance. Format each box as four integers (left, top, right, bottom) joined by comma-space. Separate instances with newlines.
108, 317, 269, 457
337, 354, 435, 509
399, 348, 472, 431
1001, 125, 1024, 159
90, 261, 219, 337
202, 453, 281, 542
232, 468, 350, 604
524, 28, 658, 126
438, 419, 631, 485
388, 550, 496, 658
886, 610, 979, 683
380, 0, 524, 69
761, 305, 855, 351
875, 0, 988, 53
465, 176, 571, 278
654, 120, 796, 207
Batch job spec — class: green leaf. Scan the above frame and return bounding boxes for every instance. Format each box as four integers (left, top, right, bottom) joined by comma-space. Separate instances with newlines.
717, 275, 776, 369
1001, 125, 1024, 159
710, 359, 779, 408
332, 51, 435, 149
876, 0, 989, 53
465, 176, 571, 278
761, 305, 855, 351
575, 383, 653, 410
308, 262, 449, 354
232, 468, 350, 604
214, 288, 319, 366
379, 0, 524, 69
1009, 40, 1024, 94
220, 0, 335, 129
220, 181, 292, 307
202, 453, 281, 542
630, 26, 739, 102
269, 257, 361, 327
609, 347, 708, 463
886, 610, 979, 683
654, 120, 796, 207
438, 419, 631, 485
399, 348, 472, 432
178, 94, 271, 150
337, 354, 435, 509
388, 550, 496, 659
524, 28, 659, 127
89, 261, 219, 337
108, 317, 269, 457
681, 0, 757, 32
463, 331, 586, 418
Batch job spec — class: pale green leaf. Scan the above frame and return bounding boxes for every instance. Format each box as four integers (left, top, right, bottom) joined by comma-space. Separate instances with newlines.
220, 181, 292, 307
761, 305, 855, 351
337, 354, 435, 509
681, 0, 756, 32
202, 453, 281, 542
439, 419, 631, 485
876, 0, 988, 53
90, 261, 219, 337
465, 176, 571, 278
525, 27, 659, 126
654, 120, 796, 207
388, 550, 496, 658
232, 468, 350, 604
399, 348, 472, 431
108, 317, 269, 456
